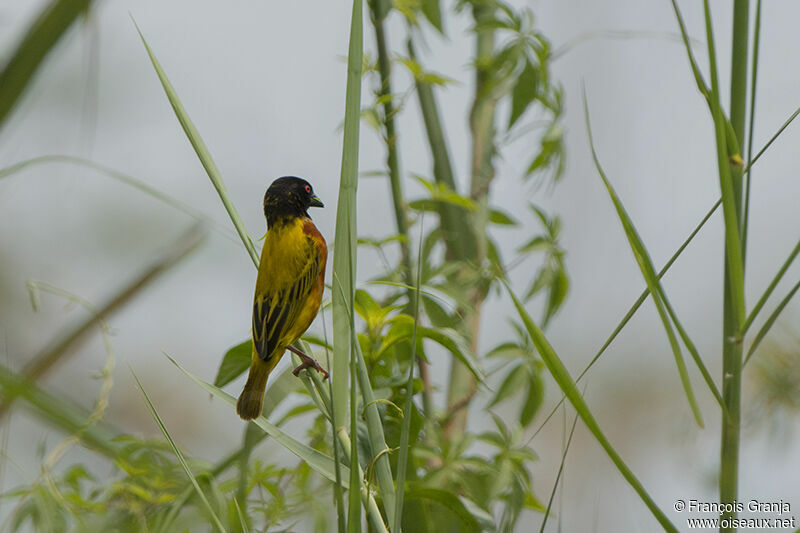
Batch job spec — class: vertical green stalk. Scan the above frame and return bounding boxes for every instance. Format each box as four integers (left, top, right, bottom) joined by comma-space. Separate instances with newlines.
348, 331, 361, 532
332, 0, 363, 433
369, 0, 411, 276
407, 39, 477, 262
332, 1, 364, 528
369, 1, 433, 420
742, 0, 762, 257
442, 1, 497, 442
720, 2, 749, 530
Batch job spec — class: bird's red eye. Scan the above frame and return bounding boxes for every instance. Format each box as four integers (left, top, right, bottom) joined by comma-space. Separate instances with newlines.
305, 185, 311, 193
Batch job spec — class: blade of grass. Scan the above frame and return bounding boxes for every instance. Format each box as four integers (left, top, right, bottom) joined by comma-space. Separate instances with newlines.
704, 0, 746, 327
744, 279, 800, 366
539, 405, 579, 533
660, 295, 723, 408
741, 239, 800, 335
348, 318, 361, 533
129, 365, 227, 533
392, 215, 425, 532
334, 1, 366, 528
337, 429, 390, 533
290, 346, 391, 533
333, 275, 398, 526
529, 198, 719, 443
332, 0, 364, 434
0, 155, 236, 242
742, 0, 762, 257
0, 223, 207, 420
134, 20, 259, 268
0, 364, 122, 459
505, 284, 677, 532
232, 498, 248, 533
584, 92, 703, 426
160, 368, 297, 533
529, 103, 800, 441
0, 0, 94, 126
174, 347, 388, 532
168, 354, 358, 484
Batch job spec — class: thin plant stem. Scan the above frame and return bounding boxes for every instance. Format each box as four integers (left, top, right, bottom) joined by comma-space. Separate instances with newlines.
718, 2, 749, 527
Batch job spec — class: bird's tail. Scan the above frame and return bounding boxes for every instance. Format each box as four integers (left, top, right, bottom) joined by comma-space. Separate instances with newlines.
236, 358, 272, 420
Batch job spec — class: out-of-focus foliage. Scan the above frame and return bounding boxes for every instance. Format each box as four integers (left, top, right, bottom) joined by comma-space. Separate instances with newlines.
1, 0, 570, 531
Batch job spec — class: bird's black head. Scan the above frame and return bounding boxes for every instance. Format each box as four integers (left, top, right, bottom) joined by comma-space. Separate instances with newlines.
263, 176, 324, 227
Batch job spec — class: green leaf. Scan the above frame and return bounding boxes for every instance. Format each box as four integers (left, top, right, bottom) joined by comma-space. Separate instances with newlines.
518, 235, 551, 254
525, 123, 564, 178
421, 293, 456, 329
214, 340, 251, 387
489, 365, 527, 407
380, 315, 485, 383
508, 58, 539, 129
519, 370, 544, 426
543, 260, 569, 326
421, 0, 443, 33
485, 342, 526, 359
404, 486, 482, 532
488, 208, 519, 226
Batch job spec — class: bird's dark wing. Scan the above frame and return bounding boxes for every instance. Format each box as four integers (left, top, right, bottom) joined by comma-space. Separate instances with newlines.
253, 237, 321, 362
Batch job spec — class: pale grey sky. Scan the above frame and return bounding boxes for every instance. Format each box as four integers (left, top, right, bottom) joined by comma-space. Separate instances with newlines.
1, 1, 799, 530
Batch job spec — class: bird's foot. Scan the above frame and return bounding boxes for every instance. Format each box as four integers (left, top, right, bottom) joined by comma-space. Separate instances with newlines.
288, 345, 329, 380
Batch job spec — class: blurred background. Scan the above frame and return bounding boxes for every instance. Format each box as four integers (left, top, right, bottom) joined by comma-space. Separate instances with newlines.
1, 0, 799, 530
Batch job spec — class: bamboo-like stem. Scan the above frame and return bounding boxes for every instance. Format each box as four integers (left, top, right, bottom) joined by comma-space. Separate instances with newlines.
369, 0, 433, 422
442, 1, 497, 443
720, 1, 749, 529
407, 38, 477, 262
369, 0, 410, 271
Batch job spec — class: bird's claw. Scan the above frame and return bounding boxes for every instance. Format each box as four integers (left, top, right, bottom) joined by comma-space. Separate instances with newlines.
289, 346, 329, 380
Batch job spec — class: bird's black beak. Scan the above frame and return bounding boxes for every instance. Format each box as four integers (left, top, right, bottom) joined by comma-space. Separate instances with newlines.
309, 195, 324, 208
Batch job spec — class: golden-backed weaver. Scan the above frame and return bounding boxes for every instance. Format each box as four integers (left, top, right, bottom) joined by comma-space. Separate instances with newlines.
236, 176, 328, 420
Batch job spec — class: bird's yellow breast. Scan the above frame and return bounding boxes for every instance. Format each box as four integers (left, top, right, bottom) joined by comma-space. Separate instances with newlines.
256, 217, 312, 291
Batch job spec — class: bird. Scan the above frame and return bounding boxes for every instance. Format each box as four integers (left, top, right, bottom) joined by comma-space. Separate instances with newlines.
236, 176, 329, 420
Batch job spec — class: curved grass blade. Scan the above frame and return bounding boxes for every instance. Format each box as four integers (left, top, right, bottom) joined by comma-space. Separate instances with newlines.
167, 354, 350, 486
505, 284, 677, 532
0, 364, 122, 459
539, 406, 579, 533
0, 0, 94, 127
129, 365, 227, 533
742, 239, 800, 335
584, 92, 703, 426
133, 20, 259, 268
744, 279, 800, 367
0, 155, 236, 242
530, 103, 800, 441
